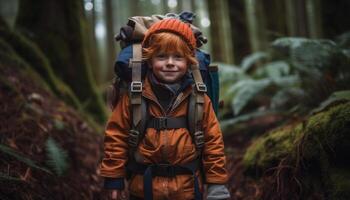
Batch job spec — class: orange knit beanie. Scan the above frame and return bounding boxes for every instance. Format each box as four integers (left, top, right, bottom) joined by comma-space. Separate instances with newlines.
142, 18, 196, 51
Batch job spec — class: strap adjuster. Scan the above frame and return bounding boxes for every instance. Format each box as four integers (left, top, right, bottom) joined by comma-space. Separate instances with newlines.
129, 58, 142, 66
154, 117, 167, 130
154, 164, 175, 177
195, 83, 207, 92
131, 81, 142, 92
128, 129, 140, 147
194, 131, 204, 149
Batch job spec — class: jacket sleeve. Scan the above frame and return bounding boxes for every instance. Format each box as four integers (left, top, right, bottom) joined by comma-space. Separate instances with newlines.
99, 94, 131, 179
202, 95, 228, 184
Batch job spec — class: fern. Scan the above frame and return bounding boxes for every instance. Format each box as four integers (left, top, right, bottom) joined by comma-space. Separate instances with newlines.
231, 79, 271, 115
0, 144, 51, 173
240, 51, 268, 72
219, 36, 350, 122
254, 61, 290, 79
45, 137, 69, 176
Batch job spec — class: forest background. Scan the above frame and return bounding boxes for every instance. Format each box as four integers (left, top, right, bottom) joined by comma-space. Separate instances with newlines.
0, 0, 349, 199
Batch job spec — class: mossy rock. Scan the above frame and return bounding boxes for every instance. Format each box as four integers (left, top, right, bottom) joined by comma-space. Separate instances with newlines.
243, 101, 350, 199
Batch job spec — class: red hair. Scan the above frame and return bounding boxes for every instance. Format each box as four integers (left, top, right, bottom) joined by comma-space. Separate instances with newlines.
143, 32, 198, 66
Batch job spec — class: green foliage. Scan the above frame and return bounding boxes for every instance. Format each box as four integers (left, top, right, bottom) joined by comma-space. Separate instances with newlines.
0, 144, 51, 174
242, 101, 350, 199
240, 51, 269, 72
45, 137, 69, 176
243, 101, 350, 173
230, 79, 271, 115
311, 90, 350, 114
219, 36, 350, 127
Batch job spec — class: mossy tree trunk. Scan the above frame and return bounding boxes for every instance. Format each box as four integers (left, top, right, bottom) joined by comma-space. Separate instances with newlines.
15, 0, 107, 123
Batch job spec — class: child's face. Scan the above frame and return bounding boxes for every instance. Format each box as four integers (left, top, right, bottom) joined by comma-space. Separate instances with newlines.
150, 52, 188, 83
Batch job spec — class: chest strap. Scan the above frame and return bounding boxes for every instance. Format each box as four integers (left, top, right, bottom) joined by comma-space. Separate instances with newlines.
146, 117, 187, 131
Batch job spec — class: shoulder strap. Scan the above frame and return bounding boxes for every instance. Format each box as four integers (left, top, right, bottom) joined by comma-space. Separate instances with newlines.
188, 65, 207, 152
128, 44, 144, 148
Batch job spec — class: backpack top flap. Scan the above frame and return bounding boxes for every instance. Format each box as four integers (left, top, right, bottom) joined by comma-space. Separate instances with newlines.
195, 49, 211, 83
128, 15, 164, 41
114, 45, 148, 82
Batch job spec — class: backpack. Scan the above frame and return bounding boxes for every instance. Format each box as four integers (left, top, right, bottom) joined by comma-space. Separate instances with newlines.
106, 11, 220, 157
106, 12, 220, 200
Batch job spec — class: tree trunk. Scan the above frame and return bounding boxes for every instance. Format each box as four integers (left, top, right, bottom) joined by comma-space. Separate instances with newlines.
16, 0, 107, 123
228, 0, 251, 62
85, 0, 101, 85
104, 0, 116, 81
207, 0, 234, 64
306, 0, 323, 38
286, 0, 308, 37
245, 0, 268, 53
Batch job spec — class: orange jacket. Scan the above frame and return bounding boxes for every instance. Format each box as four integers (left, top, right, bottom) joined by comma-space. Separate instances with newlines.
99, 75, 228, 199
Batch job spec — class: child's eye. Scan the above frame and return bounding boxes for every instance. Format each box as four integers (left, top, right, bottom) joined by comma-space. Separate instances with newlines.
174, 54, 184, 58
155, 54, 166, 59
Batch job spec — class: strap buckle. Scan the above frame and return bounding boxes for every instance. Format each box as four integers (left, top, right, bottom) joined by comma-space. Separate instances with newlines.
130, 81, 142, 92
155, 164, 175, 177
129, 58, 142, 66
194, 131, 204, 149
128, 129, 140, 147
155, 117, 167, 130
195, 83, 207, 92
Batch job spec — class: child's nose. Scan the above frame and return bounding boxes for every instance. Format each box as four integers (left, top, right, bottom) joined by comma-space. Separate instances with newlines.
166, 56, 174, 65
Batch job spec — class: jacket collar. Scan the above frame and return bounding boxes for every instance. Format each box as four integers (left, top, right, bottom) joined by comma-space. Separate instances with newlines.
142, 72, 194, 112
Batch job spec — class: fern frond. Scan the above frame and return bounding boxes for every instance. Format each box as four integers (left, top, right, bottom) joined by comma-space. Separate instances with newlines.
0, 144, 51, 173
45, 137, 69, 176
231, 79, 271, 115
240, 52, 268, 72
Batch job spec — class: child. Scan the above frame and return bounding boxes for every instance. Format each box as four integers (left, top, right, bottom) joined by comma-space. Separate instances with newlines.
100, 18, 230, 200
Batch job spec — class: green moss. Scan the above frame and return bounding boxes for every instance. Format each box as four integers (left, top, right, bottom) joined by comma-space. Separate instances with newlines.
243, 101, 350, 198
244, 102, 350, 171
243, 123, 305, 173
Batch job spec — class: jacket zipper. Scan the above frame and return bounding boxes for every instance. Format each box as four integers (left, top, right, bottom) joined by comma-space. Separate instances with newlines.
142, 94, 168, 162
142, 90, 191, 163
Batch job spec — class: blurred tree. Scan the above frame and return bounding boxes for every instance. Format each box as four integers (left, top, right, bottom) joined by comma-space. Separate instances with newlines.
85, 0, 101, 85
306, 0, 323, 38
321, 0, 350, 39
207, 0, 234, 64
245, 0, 268, 53
104, 0, 116, 81
15, 0, 107, 123
285, 0, 308, 37
263, 0, 288, 39
228, 0, 250, 62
